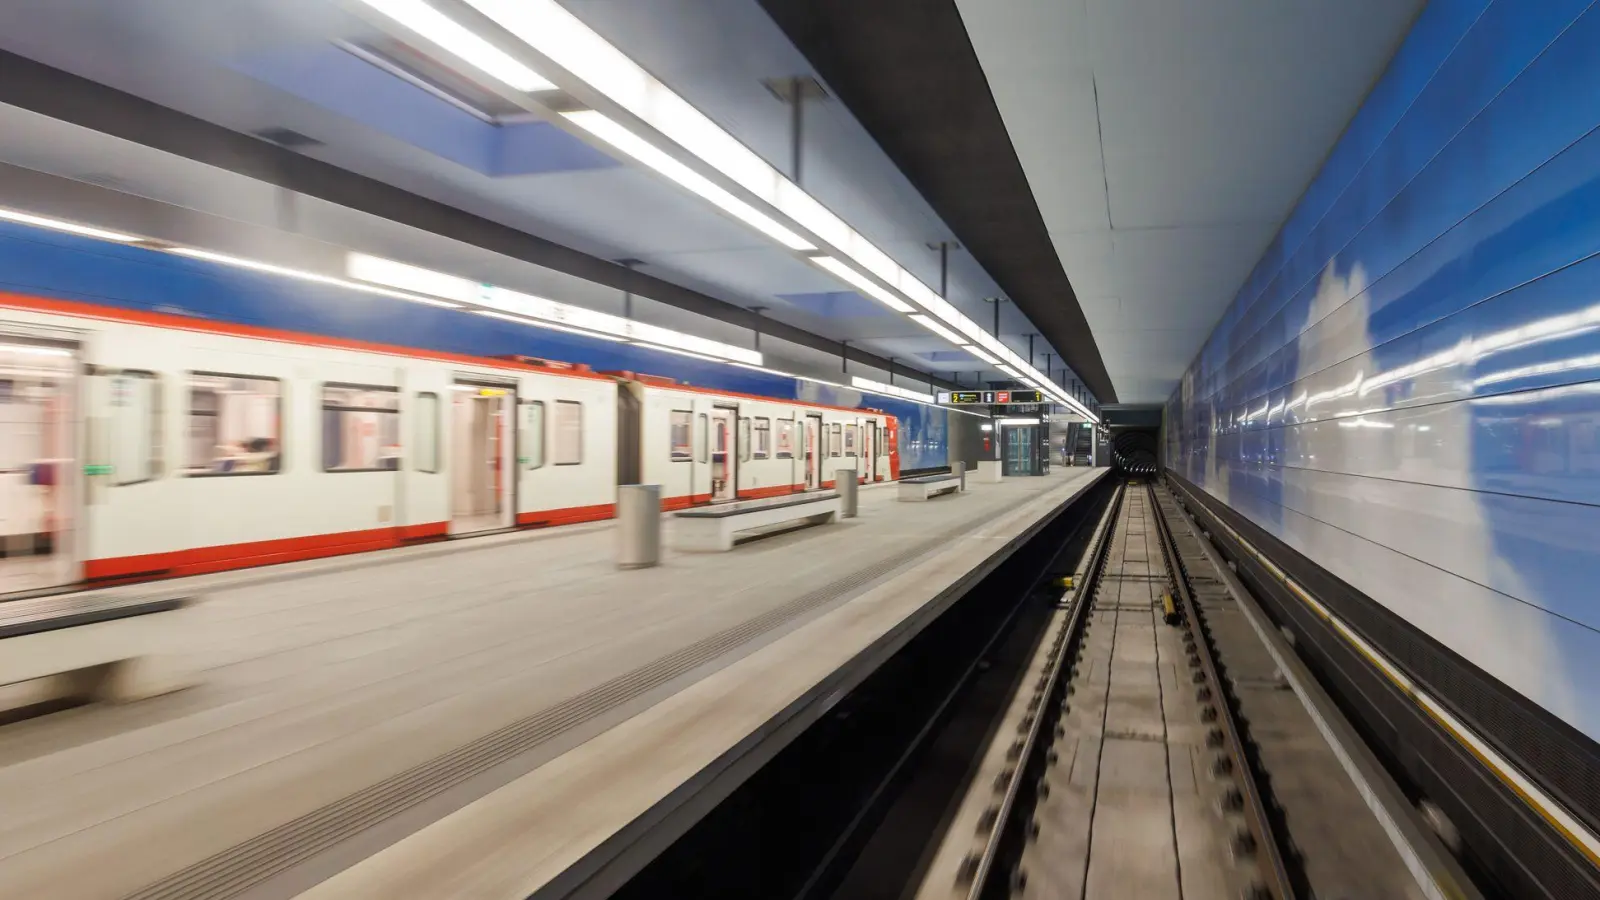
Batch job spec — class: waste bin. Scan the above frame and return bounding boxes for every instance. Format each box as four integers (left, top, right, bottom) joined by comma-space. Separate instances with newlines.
616, 484, 661, 568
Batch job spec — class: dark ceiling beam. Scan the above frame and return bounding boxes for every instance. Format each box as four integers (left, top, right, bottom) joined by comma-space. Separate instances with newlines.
757, 0, 1118, 403
0, 49, 956, 391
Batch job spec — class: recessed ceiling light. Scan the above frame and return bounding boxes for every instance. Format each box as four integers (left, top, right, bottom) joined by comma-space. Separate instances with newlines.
356, 0, 555, 93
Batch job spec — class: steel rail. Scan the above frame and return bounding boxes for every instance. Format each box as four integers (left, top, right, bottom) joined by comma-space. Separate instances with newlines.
1148, 481, 1295, 899
962, 482, 1124, 899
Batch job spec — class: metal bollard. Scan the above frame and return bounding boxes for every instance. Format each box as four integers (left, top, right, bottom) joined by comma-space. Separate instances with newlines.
952, 460, 967, 492
616, 484, 661, 568
836, 467, 858, 518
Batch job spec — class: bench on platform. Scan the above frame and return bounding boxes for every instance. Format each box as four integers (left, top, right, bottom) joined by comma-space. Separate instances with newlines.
672, 491, 841, 551
898, 474, 963, 502
1, 593, 198, 709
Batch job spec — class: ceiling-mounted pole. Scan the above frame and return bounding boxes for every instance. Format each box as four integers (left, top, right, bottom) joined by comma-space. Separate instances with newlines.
841, 339, 849, 374
983, 296, 1007, 339
617, 258, 643, 320
1044, 352, 1054, 381
750, 306, 767, 352
790, 76, 804, 185
766, 76, 826, 187
926, 240, 961, 299
1027, 334, 1035, 369
888, 357, 895, 386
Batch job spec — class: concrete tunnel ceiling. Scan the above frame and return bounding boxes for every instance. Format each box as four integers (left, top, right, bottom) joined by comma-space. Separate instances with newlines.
761, 0, 1426, 405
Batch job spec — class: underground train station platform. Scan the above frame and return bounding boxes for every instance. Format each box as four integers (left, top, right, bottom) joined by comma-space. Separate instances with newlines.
0, 468, 1105, 899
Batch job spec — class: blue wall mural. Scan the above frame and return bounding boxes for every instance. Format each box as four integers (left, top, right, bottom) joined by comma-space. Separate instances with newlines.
0, 219, 949, 466
1165, 0, 1600, 742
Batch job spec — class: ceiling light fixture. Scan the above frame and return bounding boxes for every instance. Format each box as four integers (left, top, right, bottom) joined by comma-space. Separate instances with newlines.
355, 0, 555, 92
637, 343, 724, 363
0, 207, 143, 243
908, 314, 966, 344
454, 0, 1096, 419
996, 364, 1020, 378
173, 247, 462, 308
347, 252, 761, 364
564, 111, 814, 252
964, 346, 1000, 365
809, 257, 915, 313
474, 309, 627, 342
849, 375, 935, 404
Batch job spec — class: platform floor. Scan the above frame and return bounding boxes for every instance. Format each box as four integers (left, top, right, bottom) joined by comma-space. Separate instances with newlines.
0, 468, 1103, 899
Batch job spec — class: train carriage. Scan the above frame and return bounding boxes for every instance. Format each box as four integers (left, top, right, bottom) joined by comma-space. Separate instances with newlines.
1, 296, 898, 596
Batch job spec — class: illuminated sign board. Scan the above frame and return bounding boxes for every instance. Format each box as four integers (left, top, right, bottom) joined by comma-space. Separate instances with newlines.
936, 389, 1045, 405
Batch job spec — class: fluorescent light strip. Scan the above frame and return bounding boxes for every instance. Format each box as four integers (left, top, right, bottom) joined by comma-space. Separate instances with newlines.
964, 345, 999, 365
0, 201, 1067, 420
459, 0, 1099, 418
996, 364, 1020, 378
357, 0, 555, 92
637, 343, 723, 362
730, 362, 796, 378
347, 253, 761, 365
475, 309, 627, 341
0, 207, 143, 243
564, 111, 813, 252
908, 314, 966, 344
172, 248, 462, 309
458, 0, 1048, 362
849, 375, 935, 404
995, 417, 1043, 426
810, 257, 915, 313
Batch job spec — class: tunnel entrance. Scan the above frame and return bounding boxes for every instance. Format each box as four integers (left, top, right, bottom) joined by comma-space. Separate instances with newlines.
1101, 405, 1162, 477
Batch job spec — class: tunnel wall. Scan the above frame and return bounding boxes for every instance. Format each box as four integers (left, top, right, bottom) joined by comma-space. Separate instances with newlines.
1164, 0, 1600, 742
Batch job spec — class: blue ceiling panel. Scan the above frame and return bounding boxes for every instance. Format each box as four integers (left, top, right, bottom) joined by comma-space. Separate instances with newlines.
233, 44, 618, 178
776, 290, 898, 319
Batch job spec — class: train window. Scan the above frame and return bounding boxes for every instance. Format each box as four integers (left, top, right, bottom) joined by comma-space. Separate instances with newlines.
738, 418, 751, 463
831, 423, 842, 457
415, 392, 440, 473
322, 384, 400, 472
670, 410, 692, 462
698, 413, 708, 463
753, 417, 771, 458
845, 424, 858, 456
186, 373, 282, 476
522, 401, 545, 470
108, 370, 162, 485
554, 400, 582, 465
776, 419, 794, 459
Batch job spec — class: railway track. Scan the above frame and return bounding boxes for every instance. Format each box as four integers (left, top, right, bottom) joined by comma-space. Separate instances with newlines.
918, 478, 1476, 900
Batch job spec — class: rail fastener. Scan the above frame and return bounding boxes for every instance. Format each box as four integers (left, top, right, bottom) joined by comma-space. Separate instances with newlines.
1161, 592, 1180, 625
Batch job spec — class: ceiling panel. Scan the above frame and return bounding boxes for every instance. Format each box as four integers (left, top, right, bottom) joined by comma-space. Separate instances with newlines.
0, 0, 1080, 388
957, 0, 1424, 402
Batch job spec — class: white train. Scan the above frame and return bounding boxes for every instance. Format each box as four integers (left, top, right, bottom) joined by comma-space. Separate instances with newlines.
0, 296, 898, 596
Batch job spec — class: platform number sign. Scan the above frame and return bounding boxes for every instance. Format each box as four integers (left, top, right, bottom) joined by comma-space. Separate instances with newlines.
936, 389, 1045, 406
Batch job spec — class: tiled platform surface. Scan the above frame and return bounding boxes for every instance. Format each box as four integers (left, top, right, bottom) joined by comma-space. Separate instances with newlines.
0, 468, 1105, 899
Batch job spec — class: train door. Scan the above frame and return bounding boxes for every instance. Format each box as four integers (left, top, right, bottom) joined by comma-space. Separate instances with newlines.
804, 413, 822, 490
0, 332, 78, 595
690, 401, 710, 505
709, 405, 736, 503
860, 418, 877, 482
449, 380, 515, 535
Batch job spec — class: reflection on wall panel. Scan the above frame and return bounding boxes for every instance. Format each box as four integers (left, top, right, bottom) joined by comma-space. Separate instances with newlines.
1165, 1, 1600, 742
